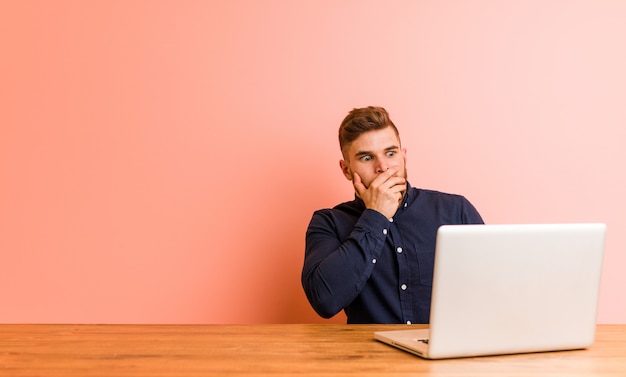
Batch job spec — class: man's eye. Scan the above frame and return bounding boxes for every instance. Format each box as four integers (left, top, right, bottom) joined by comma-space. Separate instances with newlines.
386, 151, 396, 157
360, 155, 372, 162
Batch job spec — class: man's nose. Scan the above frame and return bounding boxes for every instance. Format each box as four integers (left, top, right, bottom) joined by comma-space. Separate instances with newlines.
375, 162, 390, 173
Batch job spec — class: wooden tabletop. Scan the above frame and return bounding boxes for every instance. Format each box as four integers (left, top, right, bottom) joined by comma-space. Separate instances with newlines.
1, 324, 625, 376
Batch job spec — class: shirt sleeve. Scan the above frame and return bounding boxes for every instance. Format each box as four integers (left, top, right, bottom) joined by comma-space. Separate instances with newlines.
301, 208, 391, 318
461, 196, 484, 224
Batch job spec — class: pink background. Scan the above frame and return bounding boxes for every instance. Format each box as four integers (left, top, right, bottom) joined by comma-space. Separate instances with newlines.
1, 1, 624, 324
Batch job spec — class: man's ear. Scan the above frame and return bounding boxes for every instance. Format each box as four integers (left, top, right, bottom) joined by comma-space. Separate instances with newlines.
339, 160, 352, 181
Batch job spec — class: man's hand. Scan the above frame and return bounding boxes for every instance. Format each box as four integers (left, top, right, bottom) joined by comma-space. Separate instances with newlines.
353, 167, 406, 219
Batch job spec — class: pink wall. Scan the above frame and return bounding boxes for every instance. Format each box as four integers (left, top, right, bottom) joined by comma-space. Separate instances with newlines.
1, 1, 624, 324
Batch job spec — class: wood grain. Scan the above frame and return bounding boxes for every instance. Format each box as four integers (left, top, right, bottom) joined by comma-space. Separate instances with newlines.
1, 324, 625, 376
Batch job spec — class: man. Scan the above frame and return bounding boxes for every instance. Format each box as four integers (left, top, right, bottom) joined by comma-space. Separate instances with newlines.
302, 106, 484, 324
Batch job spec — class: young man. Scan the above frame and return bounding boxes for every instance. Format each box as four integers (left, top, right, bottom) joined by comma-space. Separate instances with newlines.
302, 106, 484, 324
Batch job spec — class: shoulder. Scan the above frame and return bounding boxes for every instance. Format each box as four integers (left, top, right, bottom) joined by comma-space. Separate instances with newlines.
307, 200, 369, 239
311, 199, 363, 223
412, 187, 470, 203
410, 187, 483, 224
312, 198, 363, 215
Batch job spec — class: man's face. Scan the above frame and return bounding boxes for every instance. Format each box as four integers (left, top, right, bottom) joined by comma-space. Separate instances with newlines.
339, 127, 407, 188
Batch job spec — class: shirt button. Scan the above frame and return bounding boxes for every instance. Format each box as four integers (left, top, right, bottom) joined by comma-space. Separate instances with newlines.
372, 258, 377, 264
389, 218, 394, 223
397, 247, 403, 253
404, 203, 408, 208
406, 321, 412, 325
383, 229, 388, 235
401, 284, 407, 290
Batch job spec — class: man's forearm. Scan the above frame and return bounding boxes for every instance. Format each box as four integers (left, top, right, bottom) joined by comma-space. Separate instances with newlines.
302, 210, 390, 317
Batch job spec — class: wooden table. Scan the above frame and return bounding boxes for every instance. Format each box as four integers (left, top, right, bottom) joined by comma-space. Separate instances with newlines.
1, 324, 625, 376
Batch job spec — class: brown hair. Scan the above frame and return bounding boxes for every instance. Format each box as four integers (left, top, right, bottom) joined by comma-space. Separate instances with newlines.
338, 106, 400, 156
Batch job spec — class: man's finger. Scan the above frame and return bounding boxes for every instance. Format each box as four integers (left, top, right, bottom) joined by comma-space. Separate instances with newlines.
369, 166, 400, 188
377, 175, 406, 191
353, 172, 366, 196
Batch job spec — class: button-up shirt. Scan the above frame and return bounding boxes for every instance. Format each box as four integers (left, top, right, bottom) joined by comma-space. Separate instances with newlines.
302, 184, 484, 324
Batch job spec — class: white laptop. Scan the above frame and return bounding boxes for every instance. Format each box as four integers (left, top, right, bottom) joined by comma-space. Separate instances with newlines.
374, 223, 606, 359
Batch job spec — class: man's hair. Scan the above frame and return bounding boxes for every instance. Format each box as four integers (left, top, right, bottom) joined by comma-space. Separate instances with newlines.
338, 106, 400, 157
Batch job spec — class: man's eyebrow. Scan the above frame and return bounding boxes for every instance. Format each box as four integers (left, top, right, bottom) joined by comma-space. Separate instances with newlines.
353, 145, 399, 158
354, 150, 372, 158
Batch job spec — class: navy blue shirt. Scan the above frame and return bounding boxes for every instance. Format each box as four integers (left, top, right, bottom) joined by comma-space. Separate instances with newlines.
302, 184, 484, 324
